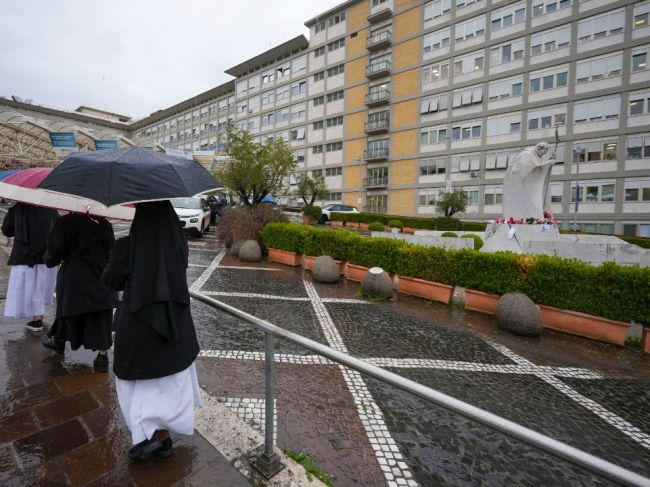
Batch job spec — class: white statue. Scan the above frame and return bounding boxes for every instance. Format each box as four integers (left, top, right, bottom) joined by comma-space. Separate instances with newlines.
502, 142, 555, 221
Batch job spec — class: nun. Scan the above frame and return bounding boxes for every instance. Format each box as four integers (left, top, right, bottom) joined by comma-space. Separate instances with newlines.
101, 200, 201, 460
2, 202, 59, 332
41, 213, 118, 371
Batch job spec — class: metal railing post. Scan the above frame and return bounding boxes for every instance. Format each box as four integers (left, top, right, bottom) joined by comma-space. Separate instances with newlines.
250, 332, 285, 478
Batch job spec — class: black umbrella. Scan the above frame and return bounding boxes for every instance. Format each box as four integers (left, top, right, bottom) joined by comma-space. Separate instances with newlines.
38, 147, 221, 206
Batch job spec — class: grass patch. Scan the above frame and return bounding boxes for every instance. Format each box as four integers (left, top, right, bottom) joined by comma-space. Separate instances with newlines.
283, 449, 334, 486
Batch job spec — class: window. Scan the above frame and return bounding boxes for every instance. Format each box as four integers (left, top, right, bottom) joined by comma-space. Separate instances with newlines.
327, 64, 345, 77
626, 134, 650, 159
368, 111, 389, 126
624, 178, 650, 201
262, 69, 275, 84
456, 0, 483, 9
571, 180, 615, 202
248, 76, 260, 91
488, 76, 523, 100
326, 116, 344, 127
634, 2, 650, 29
462, 187, 480, 205
485, 148, 520, 169
326, 167, 343, 176
490, 38, 525, 65
290, 103, 305, 119
484, 186, 503, 205
419, 188, 445, 206
291, 81, 307, 96
422, 61, 450, 83
275, 86, 289, 102
326, 141, 343, 152
313, 121, 324, 130
528, 105, 567, 130
574, 139, 618, 162
455, 15, 486, 42
315, 20, 326, 33
292, 56, 307, 73
576, 52, 623, 83
313, 71, 325, 82
314, 46, 325, 57
451, 153, 481, 172
487, 113, 522, 136
276, 62, 290, 79
453, 51, 484, 76
290, 128, 306, 141
550, 182, 564, 203
578, 9, 625, 42
327, 38, 345, 52
325, 192, 342, 201
313, 96, 325, 107
420, 157, 447, 175
261, 90, 274, 106
261, 112, 275, 126
452, 120, 482, 140
236, 80, 248, 94
629, 90, 650, 116
312, 145, 323, 154
326, 90, 344, 102
420, 94, 449, 114
530, 25, 571, 55
275, 107, 290, 122
420, 125, 448, 145
632, 45, 649, 73
424, 0, 451, 21
532, 0, 572, 17
423, 28, 450, 53
237, 101, 248, 113
328, 11, 346, 27
312, 169, 323, 177
574, 96, 621, 123
529, 65, 568, 92
372, 0, 388, 5
452, 85, 483, 108
491, 3, 526, 31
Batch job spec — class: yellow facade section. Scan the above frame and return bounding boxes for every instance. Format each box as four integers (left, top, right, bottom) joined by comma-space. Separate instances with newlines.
343, 191, 361, 207
347, 2, 368, 31
344, 166, 363, 189
392, 99, 418, 129
391, 130, 417, 157
394, 5, 420, 40
345, 111, 366, 137
394, 38, 419, 70
393, 69, 418, 98
390, 189, 415, 215
347, 29, 368, 58
345, 85, 367, 111
396, 0, 419, 9
391, 160, 417, 185
346, 57, 367, 85
344, 138, 365, 162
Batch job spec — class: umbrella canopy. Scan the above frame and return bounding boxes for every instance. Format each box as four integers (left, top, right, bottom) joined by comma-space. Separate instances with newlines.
0, 169, 20, 181
261, 194, 276, 203
0, 168, 134, 220
38, 147, 222, 207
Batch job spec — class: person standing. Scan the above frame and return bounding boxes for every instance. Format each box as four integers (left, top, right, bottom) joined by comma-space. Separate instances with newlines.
2, 202, 59, 332
102, 200, 200, 460
41, 213, 118, 372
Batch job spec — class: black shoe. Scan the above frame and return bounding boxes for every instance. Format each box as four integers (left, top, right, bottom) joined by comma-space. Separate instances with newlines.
128, 436, 163, 460
26, 320, 43, 333
155, 437, 174, 458
42, 335, 64, 354
93, 353, 109, 373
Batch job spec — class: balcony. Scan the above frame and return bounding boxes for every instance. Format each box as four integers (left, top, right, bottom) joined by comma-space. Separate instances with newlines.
363, 205, 388, 213
365, 118, 390, 134
365, 89, 391, 107
363, 176, 389, 188
367, 7, 392, 24
366, 60, 391, 79
367, 30, 392, 51
364, 147, 389, 161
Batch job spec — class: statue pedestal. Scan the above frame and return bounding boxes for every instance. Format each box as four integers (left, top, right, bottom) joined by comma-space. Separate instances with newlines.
481, 223, 560, 254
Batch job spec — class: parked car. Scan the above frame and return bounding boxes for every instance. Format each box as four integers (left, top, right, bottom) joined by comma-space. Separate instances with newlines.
320, 204, 359, 223
171, 197, 211, 237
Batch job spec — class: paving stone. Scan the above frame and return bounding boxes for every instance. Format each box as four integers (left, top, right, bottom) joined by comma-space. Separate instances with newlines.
13, 419, 89, 469
55, 369, 110, 395
33, 390, 100, 428
203, 266, 307, 297
0, 381, 63, 416
62, 432, 131, 487
0, 409, 39, 444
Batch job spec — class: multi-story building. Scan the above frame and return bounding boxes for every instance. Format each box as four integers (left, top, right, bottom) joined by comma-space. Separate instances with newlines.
2, 0, 649, 236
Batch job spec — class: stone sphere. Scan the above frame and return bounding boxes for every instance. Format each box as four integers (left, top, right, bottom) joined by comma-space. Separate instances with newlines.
229, 238, 246, 257
495, 292, 542, 337
312, 255, 340, 284
360, 267, 394, 300
238, 240, 262, 262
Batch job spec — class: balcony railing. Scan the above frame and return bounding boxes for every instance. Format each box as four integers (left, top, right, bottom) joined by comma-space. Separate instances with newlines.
366, 60, 391, 79
365, 118, 390, 134
363, 204, 388, 213
364, 147, 389, 161
363, 176, 389, 187
365, 89, 391, 106
367, 30, 392, 51
367, 7, 392, 23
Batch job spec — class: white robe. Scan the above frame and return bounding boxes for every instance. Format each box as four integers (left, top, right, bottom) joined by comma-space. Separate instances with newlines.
4, 264, 57, 318
116, 363, 202, 445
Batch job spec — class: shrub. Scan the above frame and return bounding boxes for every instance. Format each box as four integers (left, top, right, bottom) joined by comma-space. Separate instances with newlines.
261, 222, 311, 253
454, 250, 521, 295
395, 245, 455, 285
302, 227, 360, 260
219, 206, 288, 247
461, 233, 484, 250
303, 205, 322, 221
462, 222, 487, 232
432, 217, 462, 231
388, 219, 403, 229
620, 236, 650, 249
346, 236, 403, 273
368, 221, 385, 232
441, 232, 458, 238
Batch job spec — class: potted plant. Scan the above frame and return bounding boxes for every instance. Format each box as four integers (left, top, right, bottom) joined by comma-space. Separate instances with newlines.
368, 221, 385, 232
302, 205, 322, 225
388, 219, 403, 234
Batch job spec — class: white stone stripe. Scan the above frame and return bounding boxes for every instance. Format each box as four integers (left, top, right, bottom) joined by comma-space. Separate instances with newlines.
487, 341, 650, 450
188, 263, 208, 268
199, 350, 332, 364
190, 250, 225, 291
202, 291, 310, 302
217, 265, 280, 271
221, 397, 277, 439
321, 298, 370, 304
303, 280, 418, 486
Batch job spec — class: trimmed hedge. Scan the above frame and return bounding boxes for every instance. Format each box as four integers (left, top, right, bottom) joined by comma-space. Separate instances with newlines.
329, 211, 486, 232
441, 232, 458, 238
461, 233, 484, 250
368, 222, 385, 232
620, 236, 650, 249
262, 223, 650, 325
388, 219, 403, 229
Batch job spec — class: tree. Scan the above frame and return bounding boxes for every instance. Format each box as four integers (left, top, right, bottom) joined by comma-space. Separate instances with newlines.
215, 124, 296, 206
435, 190, 468, 218
294, 174, 328, 206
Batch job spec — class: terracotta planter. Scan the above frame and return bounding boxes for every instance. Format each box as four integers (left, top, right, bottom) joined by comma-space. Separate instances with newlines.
397, 276, 454, 304
359, 222, 369, 230
304, 255, 345, 274
331, 220, 344, 227
344, 263, 369, 282
643, 328, 650, 354
302, 214, 315, 225
267, 248, 303, 267
540, 306, 631, 346
465, 289, 500, 315
402, 227, 416, 235
346, 221, 360, 228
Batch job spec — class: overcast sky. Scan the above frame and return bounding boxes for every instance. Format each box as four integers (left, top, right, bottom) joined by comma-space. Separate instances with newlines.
0, 0, 344, 119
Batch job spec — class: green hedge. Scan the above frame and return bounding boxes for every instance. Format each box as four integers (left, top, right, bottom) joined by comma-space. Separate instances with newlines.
461, 234, 484, 250
328, 211, 485, 231
620, 236, 650, 249
262, 223, 650, 325
368, 222, 385, 232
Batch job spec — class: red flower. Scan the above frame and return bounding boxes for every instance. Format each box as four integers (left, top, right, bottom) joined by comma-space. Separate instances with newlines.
543, 210, 552, 219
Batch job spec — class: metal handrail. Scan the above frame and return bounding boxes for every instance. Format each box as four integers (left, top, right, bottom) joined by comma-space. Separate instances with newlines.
189, 290, 650, 487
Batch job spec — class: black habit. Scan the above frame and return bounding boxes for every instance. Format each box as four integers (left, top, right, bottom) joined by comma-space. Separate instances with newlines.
44, 213, 118, 351
1, 203, 59, 267
102, 201, 199, 381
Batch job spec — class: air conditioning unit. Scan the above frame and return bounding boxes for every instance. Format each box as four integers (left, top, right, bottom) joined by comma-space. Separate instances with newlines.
470, 171, 479, 178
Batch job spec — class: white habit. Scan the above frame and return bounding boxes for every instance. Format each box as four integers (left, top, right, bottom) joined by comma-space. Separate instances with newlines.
4, 264, 57, 318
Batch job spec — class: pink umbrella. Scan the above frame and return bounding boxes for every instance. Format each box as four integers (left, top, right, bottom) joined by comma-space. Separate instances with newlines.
0, 168, 134, 220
